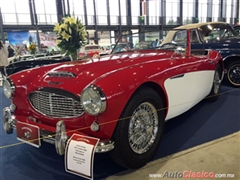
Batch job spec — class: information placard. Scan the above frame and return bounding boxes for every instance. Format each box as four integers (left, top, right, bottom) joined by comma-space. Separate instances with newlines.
65, 134, 99, 179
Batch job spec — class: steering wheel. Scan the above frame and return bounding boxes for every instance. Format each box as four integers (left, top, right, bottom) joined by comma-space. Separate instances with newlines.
160, 42, 178, 48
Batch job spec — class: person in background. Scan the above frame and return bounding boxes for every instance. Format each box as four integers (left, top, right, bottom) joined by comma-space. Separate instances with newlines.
128, 41, 133, 49
0, 41, 9, 76
153, 39, 159, 47
50, 49, 55, 55
40, 43, 48, 53
21, 45, 29, 55
8, 45, 14, 57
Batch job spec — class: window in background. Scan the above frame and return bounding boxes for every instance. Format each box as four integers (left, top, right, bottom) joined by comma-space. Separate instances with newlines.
212, 0, 220, 22
85, 0, 94, 25
0, 0, 31, 24
131, 0, 140, 25
109, 0, 119, 25
198, 0, 208, 23
120, 0, 127, 25
148, 0, 160, 25
68, 0, 85, 24
238, 0, 240, 25
111, 31, 115, 44
95, 0, 107, 25
226, 0, 233, 24
232, 0, 239, 25
182, 0, 194, 24
35, 0, 57, 25
166, 0, 179, 25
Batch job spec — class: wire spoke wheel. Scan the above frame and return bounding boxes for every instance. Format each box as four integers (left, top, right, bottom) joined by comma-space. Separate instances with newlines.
213, 70, 221, 94
110, 87, 165, 169
128, 102, 158, 154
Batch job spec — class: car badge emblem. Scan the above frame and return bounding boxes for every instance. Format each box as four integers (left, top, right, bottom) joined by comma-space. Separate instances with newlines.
24, 131, 31, 139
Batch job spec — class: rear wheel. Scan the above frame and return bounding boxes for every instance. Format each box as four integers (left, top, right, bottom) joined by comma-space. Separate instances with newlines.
110, 87, 165, 169
226, 61, 240, 87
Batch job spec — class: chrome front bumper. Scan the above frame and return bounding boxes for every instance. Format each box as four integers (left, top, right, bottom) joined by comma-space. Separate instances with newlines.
3, 106, 114, 154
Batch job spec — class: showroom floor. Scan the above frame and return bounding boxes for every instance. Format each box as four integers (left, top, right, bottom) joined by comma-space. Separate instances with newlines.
0, 84, 239, 180
106, 132, 240, 180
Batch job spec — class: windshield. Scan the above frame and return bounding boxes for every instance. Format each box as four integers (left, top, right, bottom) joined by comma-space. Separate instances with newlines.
233, 26, 240, 36
112, 31, 162, 54
159, 30, 188, 50
199, 24, 237, 40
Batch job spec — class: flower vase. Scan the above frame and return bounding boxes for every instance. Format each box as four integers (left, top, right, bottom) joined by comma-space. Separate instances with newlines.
69, 52, 79, 61
30, 51, 36, 57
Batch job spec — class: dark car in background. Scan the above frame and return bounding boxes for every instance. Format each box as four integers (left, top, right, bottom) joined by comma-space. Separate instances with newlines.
233, 25, 240, 36
161, 22, 240, 87
4, 55, 71, 76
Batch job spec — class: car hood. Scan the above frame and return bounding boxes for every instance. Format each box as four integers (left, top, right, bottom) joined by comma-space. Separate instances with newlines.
44, 50, 170, 81
11, 50, 173, 94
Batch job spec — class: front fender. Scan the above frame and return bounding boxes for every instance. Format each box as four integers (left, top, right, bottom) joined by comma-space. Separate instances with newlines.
93, 63, 167, 138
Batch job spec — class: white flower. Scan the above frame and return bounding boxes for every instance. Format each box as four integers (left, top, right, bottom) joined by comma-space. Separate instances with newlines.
61, 31, 71, 41
53, 23, 60, 32
60, 23, 68, 31
56, 39, 62, 45
68, 17, 76, 24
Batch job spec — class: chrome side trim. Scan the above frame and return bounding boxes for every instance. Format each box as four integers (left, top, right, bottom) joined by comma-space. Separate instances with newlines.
170, 74, 185, 79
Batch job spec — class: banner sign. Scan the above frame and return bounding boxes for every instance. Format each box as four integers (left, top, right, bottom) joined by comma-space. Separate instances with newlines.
7, 31, 37, 47
39, 32, 57, 46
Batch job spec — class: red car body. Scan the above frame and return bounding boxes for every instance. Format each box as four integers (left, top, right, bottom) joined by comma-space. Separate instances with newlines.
3, 30, 224, 170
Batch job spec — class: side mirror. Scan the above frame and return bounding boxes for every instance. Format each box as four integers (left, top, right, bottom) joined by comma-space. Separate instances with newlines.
174, 46, 185, 54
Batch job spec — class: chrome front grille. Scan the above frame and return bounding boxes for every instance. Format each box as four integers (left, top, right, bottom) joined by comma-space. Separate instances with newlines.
28, 89, 84, 118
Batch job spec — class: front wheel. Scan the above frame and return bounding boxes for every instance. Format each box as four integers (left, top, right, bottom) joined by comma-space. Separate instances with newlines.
226, 61, 240, 87
110, 87, 165, 169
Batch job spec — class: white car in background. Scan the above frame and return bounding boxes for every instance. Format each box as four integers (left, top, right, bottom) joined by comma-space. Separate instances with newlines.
78, 44, 103, 59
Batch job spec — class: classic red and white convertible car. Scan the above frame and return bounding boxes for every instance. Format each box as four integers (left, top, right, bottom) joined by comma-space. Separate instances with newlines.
3, 30, 223, 169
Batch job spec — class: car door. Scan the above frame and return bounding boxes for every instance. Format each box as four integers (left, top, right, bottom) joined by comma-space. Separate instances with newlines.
191, 28, 220, 101
164, 51, 199, 120
164, 29, 214, 120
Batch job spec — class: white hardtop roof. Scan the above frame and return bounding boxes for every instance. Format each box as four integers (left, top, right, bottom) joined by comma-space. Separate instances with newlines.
174, 22, 228, 30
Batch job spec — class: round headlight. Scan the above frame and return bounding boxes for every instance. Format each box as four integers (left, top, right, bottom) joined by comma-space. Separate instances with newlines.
3, 78, 15, 99
81, 85, 107, 115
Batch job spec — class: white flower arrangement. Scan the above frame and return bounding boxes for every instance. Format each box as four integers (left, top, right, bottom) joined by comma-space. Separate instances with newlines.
53, 15, 87, 56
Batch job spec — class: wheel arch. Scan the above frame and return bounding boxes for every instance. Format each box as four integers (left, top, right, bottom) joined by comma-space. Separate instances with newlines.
122, 82, 168, 119
223, 55, 240, 69
217, 60, 224, 80
110, 81, 167, 168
